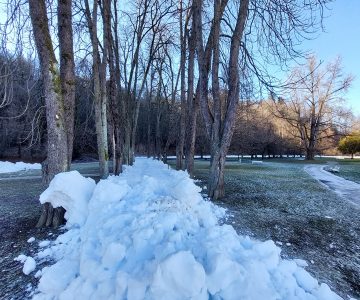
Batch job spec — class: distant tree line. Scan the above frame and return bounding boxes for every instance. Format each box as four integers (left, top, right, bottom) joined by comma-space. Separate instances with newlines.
0, 53, 351, 162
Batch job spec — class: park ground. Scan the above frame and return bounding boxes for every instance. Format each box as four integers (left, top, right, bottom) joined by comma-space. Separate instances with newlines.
0, 158, 359, 299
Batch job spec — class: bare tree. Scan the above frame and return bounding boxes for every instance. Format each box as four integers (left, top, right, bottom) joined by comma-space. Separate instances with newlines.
121, 0, 174, 165
194, 0, 248, 199
273, 56, 353, 160
192, 0, 330, 199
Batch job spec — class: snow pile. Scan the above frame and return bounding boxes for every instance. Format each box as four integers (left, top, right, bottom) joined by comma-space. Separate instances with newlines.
32, 158, 341, 299
39, 171, 96, 227
0, 161, 41, 173
14, 254, 36, 275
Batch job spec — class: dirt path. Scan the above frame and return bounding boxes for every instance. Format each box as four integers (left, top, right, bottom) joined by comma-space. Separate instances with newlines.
304, 164, 360, 207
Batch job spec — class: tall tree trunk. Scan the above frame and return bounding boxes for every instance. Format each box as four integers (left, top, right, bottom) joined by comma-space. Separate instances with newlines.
155, 69, 163, 159
84, 0, 109, 178
185, 23, 197, 176
106, 0, 122, 175
113, 0, 123, 174
29, 0, 69, 227
58, 0, 75, 169
195, 0, 249, 199
147, 94, 152, 158
176, 0, 186, 170
208, 0, 223, 198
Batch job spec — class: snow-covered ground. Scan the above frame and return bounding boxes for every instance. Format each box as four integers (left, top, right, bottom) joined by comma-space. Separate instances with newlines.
17, 158, 342, 299
0, 161, 41, 174
304, 165, 360, 207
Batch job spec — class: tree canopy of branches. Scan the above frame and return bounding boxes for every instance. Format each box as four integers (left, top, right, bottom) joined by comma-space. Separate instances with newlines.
192, 0, 333, 198
272, 56, 353, 160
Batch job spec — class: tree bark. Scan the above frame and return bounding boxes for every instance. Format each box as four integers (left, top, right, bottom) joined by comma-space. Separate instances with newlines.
84, 0, 109, 178
176, 0, 187, 170
194, 0, 249, 199
29, 0, 69, 227
58, 0, 75, 169
185, 21, 197, 176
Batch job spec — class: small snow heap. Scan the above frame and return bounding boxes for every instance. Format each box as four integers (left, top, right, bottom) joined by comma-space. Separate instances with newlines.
39, 171, 96, 227
27, 237, 35, 243
32, 158, 341, 300
0, 161, 41, 174
14, 254, 36, 275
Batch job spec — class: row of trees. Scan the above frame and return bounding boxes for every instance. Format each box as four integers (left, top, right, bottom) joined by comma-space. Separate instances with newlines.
1, 0, 355, 226
2, 54, 353, 162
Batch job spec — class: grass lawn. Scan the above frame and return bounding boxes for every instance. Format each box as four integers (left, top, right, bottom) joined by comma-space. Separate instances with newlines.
334, 161, 360, 184
185, 159, 360, 299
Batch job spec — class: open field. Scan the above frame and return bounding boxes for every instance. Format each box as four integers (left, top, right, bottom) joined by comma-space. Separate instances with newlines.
184, 159, 360, 299
1, 159, 359, 299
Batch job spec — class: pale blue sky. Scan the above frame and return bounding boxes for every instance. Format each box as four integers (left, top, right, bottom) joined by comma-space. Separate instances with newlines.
302, 0, 360, 116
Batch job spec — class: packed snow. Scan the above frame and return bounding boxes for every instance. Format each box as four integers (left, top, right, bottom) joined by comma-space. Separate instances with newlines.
0, 161, 41, 174
27, 237, 36, 243
39, 170, 96, 227
26, 158, 341, 299
304, 165, 360, 207
14, 254, 37, 275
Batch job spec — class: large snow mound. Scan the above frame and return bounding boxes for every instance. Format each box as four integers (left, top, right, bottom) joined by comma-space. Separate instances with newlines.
0, 161, 41, 173
32, 158, 341, 299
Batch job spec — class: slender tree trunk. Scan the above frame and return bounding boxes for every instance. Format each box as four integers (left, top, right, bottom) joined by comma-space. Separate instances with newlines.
84, 0, 109, 178
155, 80, 162, 159
176, 0, 186, 170
29, 0, 69, 227
105, 0, 122, 175
58, 0, 75, 169
185, 24, 197, 176
147, 96, 152, 158
113, 0, 123, 174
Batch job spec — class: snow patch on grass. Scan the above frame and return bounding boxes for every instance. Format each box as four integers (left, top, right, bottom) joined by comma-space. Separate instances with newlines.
0, 161, 41, 174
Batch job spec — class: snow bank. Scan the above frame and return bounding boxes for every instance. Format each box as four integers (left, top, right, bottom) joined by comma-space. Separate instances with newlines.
32, 158, 341, 300
0, 161, 41, 173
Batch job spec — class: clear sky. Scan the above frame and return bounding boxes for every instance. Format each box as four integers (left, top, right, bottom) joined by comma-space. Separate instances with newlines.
302, 0, 360, 116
